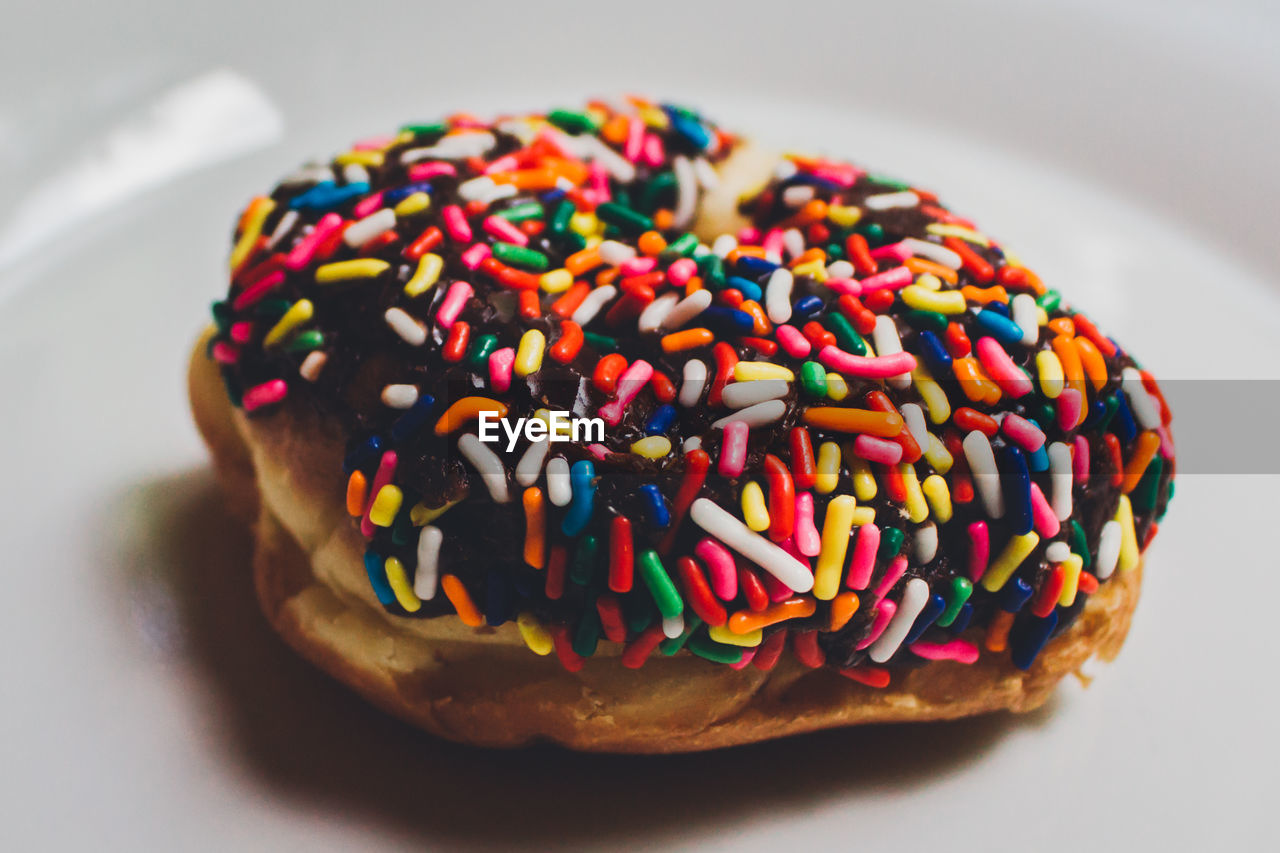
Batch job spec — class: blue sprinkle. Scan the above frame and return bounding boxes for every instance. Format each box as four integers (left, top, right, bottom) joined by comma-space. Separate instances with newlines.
735, 255, 778, 277
1113, 393, 1138, 444
1000, 444, 1034, 535
561, 460, 597, 536
1010, 610, 1058, 670
905, 593, 947, 645
948, 602, 974, 634
1082, 397, 1108, 429
389, 394, 436, 444
639, 483, 670, 528
973, 309, 1024, 346
343, 435, 383, 474
1027, 436, 1050, 473
702, 305, 756, 334
918, 329, 953, 375
363, 550, 396, 607
667, 112, 712, 150
290, 181, 370, 211
384, 181, 432, 203
783, 174, 845, 193
984, 300, 1011, 318
645, 404, 676, 436
724, 276, 763, 301
485, 568, 509, 626
791, 294, 824, 319
1000, 577, 1034, 612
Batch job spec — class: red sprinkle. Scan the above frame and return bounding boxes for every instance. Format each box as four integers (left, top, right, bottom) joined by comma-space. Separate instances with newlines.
676, 556, 727, 626
593, 353, 628, 394
442, 320, 470, 362
545, 544, 567, 600
609, 515, 634, 593
792, 629, 826, 668
621, 624, 666, 669
944, 236, 994, 283
596, 594, 627, 643
549, 320, 584, 363
752, 630, 787, 671
790, 427, 817, 489
763, 454, 795, 542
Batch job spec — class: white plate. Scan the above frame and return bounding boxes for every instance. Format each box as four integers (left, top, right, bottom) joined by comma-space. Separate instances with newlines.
3, 1, 1277, 849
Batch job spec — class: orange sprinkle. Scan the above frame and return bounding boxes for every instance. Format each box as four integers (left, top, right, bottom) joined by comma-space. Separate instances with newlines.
660, 328, 714, 352
985, 610, 1015, 652
1074, 336, 1109, 391
345, 471, 367, 517
551, 281, 591, 317
652, 208, 674, 230
638, 230, 667, 256
523, 487, 546, 568
565, 247, 602, 276
601, 114, 629, 145
728, 597, 817, 634
906, 257, 958, 284
595, 267, 620, 287
953, 357, 1001, 404
829, 592, 860, 631
727, 245, 767, 262
1121, 431, 1161, 494
684, 276, 704, 296
790, 247, 827, 268
1047, 317, 1076, 337
801, 407, 903, 437
781, 198, 828, 228
739, 299, 770, 334
960, 284, 1008, 304
441, 574, 484, 627
433, 396, 508, 435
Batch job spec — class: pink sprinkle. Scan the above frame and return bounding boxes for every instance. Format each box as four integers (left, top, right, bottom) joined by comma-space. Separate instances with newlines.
845, 523, 880, 590
818, 345, 917, 378
1157, 425, 1176, 460
407, 161, 457, 182
869, 241, 912, 263
211, 341, 239, 365
761, 569, 795, 603
824, 277, 864, 296
229, 321, 253, 345
737, 227, 761, 245
360, 450, 398, 538
460, 243, 491, 269
792, 492, 821, 557
352, 135, 395, 151
667, 258, 697, 286
436, 281, 472, 329
641, 133, 664, 168
352, 191, 384, 219
587, 444, 610, 460
624, 116, 644, 162
810, 164, 860, 187
853, 434, 903, 466
967, 520, 989, 581
285, 213, 343, 270
855, 600, 897, 650
775, 324, 812, 358
762, 228, 785, 259
1073, 435, 1091, 484
1001, 413, 1046, 452
872, 555, 908, 601
488, 347, 514, 393
483, 215, 527, 246
858, 266, 912, 292
620, 256, 657, 277
695, 538, 738, 601
1029, 483, 1061, 537
483, 154, 519, 175
727, 647, 757, 669
909, 639, 979, 664
242, 379, 286, 412
975, 336, 1033, 397
717, 420, 749, 478
598, 360, 653, 425
1057, 387, 1083, 429
442, 204, 472, 242
535, 127, 574, 159
232, 270, 285, 311
588, 162, 610, 201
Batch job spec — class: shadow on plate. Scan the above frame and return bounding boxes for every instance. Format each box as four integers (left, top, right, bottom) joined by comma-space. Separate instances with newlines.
114, 468, 1055, 849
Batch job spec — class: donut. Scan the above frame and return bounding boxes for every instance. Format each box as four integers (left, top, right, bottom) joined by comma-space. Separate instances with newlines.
190, 97, 1175, 752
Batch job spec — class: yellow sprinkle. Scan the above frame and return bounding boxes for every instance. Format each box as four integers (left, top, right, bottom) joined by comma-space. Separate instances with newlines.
390, 130, 415, 148
638, 106, 669, 128
734, 362, 794, 382
229, 197, 274, 271
912, 367, 951, 425
814, 495, 856, 600
570, 212, 599, 237
1036, 350, 1065, 399
981, 532, 1041, 592
899, 463, 928, 523
902, 284, 967, 314
1116, 494, 1140, 572
368, 485, 403, 527
792, 260, 827, 281
631, 436, 672, 459
851, 506, 876, 526
394, 191, 431, 217
915, 272, 942, 291
516, 612, 554, 655
925, 223, 990, 246
410, 499, 459, 526
334, 149, 384, 167
540, 268, 574, 293
403, 253, 443, 297
709, 624, 762, 647
533, 407, 572, 439
923, 433, 954, 474
316, 258, 390, 282
921, 474, 952, 523
514, 329, 546, 377
740, 482, 770, 532
850, 455, 877, 502
263, 299, 313, 348
1036, 305, 1050, 325
825, 372, 849, 401
815, 441, 841, 494
827, 204, 862, 228
383, 556, 421, 612
1058, 554, 1084, 607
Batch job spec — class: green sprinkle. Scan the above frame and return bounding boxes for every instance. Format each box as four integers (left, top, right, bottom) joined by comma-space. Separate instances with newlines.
596, 201, 653, 234
624, 594, 655, 633
697, 254, 726, 288
1068, 520, 1090, 570
221, 375, 243, 408
799, 361, 828, 397
491, 242, 549, 270
825, 242, 845, 260
390, 506, 415, 547
466, 333, 498, 368
498, 201, 543, 222
857, 221, 888, 246
583, 331, 619, 352
664, 232, 698, 257
547, 109, 599, 134
572, 605, 601, 658
825, 312, 867, 355
878, 526, 904, 560
687, 633, 745, 664
867, 173, 911, 191
557, 231, 587, 252
936, 577, 973, 627
1131, 454, 1164, 514
399, 121, 447, 137
1096, 395, 1120, 433
1034, 402, 1056, 429
549, 199, 575, 234
570, 535, 599, 586
254, 298, 291, 318
659, 616, 702, 655
211, 300, 231, 333
904, 309, 947, 333
1037, 290, 1063, 313
284, 331, 324, 352
639, 172, 676, 212
638, 550, 683, 619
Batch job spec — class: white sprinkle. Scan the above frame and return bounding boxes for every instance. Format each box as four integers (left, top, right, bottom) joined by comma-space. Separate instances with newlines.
662, 288, 713, 331
457, 433, 510, 503
566, 131, 636, 182
457, 176, 498, 203
672, 154, 698, 229
772, 160, 797, 180
380, 384, 419, 409
963, 430, 1005, 519
689, 498, 814, 593
343, 163, 370, 185
265, 209, 300, 250
344, 208, 396, 248
1011, 293, 1040, 346
873, 315, 912, 389
782, 184, 815, 207
913, 522, 938, 564
782, 228, 805, 260
826, 259, 854, 280
679, 359, 708, 407
712, 234, 737, 258
598, 240, 636, 266
692, 156, 719, 190
299, 351, 327, 382
710, 399, 786, 428
515, 439, 550, 487
1048, 441, 1073, 521
400, 131, 495, 162
638, 291, 680, 333
683, 436, 702, 452
495, 118, 537, 143
570, 285, 616, 326
545, 456, 572, 507
901, 403, 928, 449
764, 267, 794, 324
1122, 367, 1161, 429
869, 578, 929, 662
1096, 520, 1123, 579
722, 379, 789, 409
1045, 541, 1072, 564
901, 237, 961, 269
414, 526, 443, 600
662, 613, 685, 639
279, 164, 333, 187
864, 190, 919, 211
384, 308, 427, 346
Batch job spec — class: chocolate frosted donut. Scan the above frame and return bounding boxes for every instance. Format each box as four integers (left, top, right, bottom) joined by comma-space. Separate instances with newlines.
190, 98, 1174, 751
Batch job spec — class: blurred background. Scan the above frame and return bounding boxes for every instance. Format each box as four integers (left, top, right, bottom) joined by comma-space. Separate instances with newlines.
2, 1, 1277, 850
